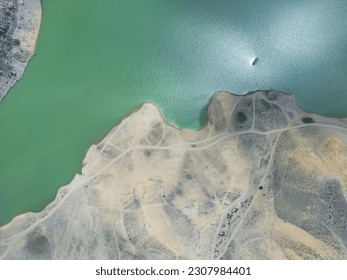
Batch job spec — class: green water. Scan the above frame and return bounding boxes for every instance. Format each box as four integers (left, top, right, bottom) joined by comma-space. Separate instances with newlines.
1, 0, 347, 226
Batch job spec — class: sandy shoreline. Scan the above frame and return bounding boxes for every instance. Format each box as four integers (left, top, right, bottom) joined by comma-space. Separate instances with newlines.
1, 90, 346, 259
0, 0, 42, 101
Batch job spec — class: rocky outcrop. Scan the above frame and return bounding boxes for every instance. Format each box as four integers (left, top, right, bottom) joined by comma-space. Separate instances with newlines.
0, 0, 41, 101
0, 90, 346, 259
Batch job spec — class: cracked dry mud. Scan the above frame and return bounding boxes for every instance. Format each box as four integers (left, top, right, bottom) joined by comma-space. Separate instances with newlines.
0, 90, 346, 259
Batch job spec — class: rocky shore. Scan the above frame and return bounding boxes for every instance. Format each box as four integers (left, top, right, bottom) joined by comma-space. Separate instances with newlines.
0, 0, 41, 101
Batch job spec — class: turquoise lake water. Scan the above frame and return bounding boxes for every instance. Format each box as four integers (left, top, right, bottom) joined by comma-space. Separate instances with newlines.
0, 0, 347, 225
